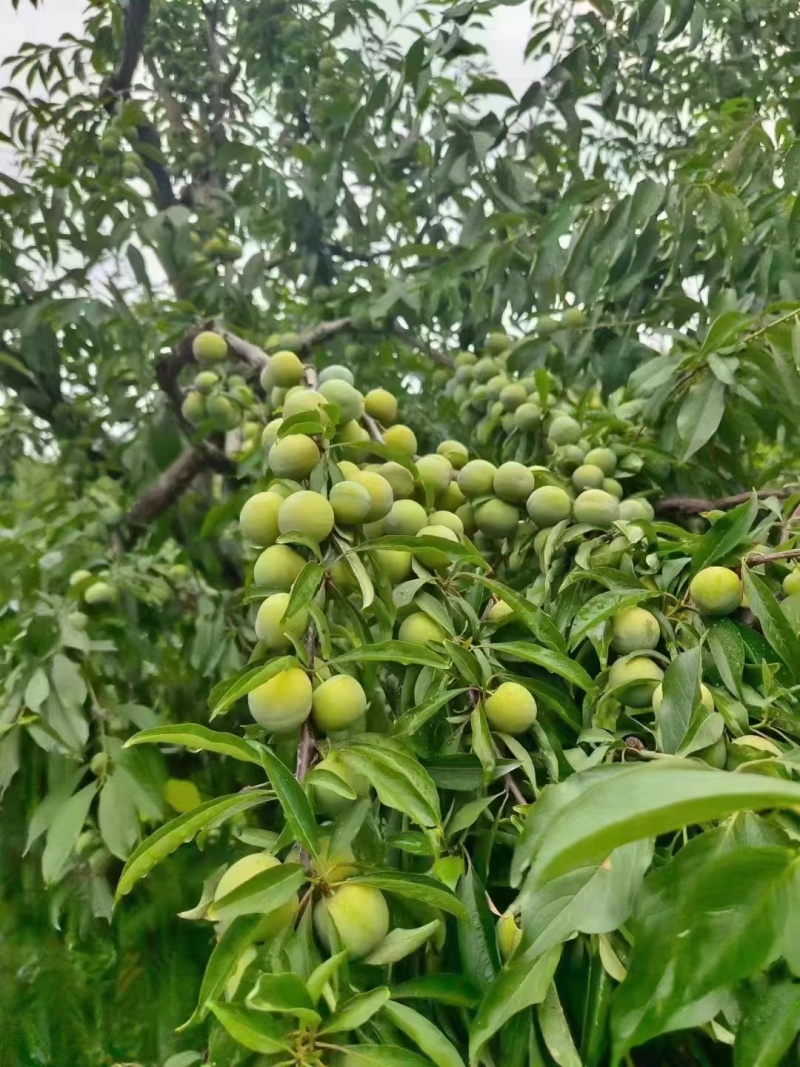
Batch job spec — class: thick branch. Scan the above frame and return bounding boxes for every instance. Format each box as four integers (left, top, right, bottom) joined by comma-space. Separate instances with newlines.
391, 325, 453, 368
145, 56, 189, 136
107, 0, 151, 97
656, 487, 799, 517
124, 446, 207, 537
284, 317, 453, 368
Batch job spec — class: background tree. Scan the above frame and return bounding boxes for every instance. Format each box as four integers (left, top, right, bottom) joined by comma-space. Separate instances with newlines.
3, 1, 800, 1065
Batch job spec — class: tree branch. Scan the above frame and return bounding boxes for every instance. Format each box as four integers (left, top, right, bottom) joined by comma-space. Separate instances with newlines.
391, 324, 453, 368
107, 0, 151, 97
656, 487, 799, 517
742, 548, 800, 567
123, 446, 208, 538
280, 317, 453, 368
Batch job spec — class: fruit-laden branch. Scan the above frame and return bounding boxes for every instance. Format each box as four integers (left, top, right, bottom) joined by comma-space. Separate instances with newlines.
656, 487, 799, 516
123, 446, 209, 537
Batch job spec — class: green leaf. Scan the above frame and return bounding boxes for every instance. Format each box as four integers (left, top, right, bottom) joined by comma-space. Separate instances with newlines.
213, 861, 305, 923
333, 641, 449, 670
538, 983, 582, 1067
335, 1046, 432, 1067
676, 375, 725, 460
360, 533, 485, 568
363, 920, 442, 965
473, 576, 565, 651
391, 688, 469, 736
447, 794, 500, 839
335, 534, 374, 609
98, 771, 139, 860
469, 945, 562, 1061
349, 870, 468, 920
734, 981, 800, 1067
700, 309, 749, 355
50, 653, 86, 706
115, 790, 272, 902
245, 972, 319, 1024
285, 560, 325, 619
656, 646, 701, 753
305, 766, 357, 801
707, 619, 744, 696
209, 656, 296, 717
742, 567, 800, 680
492, 642, 595, 691
391, 974, 481, 1009
124, 723, 263, 764
691, 494, 757, 574
307, 950, 348, 1005
384, 1000, 466, 1067
520, 764, 800, 889
457, 865, 501, 987
178, 915, 264, 1030
319, 986, 391, 1034
42, 782, 97, 884
260, 747, 319, 858
207, 1002, 292, 1053
569, 589, 652, 648
339, 739, 441, 828
467, 76, 515, 100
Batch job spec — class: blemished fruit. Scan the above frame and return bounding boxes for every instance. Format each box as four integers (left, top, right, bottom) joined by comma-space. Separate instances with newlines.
192, 331, 228, 363
206, 394, 239, 430
384, 424, 417, 456
399, 612, 446, 644
330, 480, 372, 524
497, 911, 522, 961
783, 569, 800, 597
181, 390, 205, 423
459, 459, 497, 498
269, 434, 321, 478
309, 753, 370, 815
484, 681, 537, 733
652, 682, 714, 716
248, 667, 312, 732
265, 350, 304, 388
526, 485, 572, 526
573, 489, 620, 526
572, 463, 605, 491
277, 490, 335, 543
253, 545, 306, 589
437, 439, 469, 469
608, 656, 664, 708
350, 470, 393, 521
314, 883, 390, 959
374, 549, 412, 584
475, 499, 519, 540
255, 593, 309, 650
415, 524, 459, 568
320, 379, 364, 423
84, 580, 117, 606
428, 510, 464, 536
364, 388, 397, 424
494, 462, 535, 503
318, 364, 355, 386
416, 454, 452, 494
240, 492, 282, 546
312, 674, 367, 732
385, 499, 428, 535
611, 607, 660, 654
548, 414, 581, 445
584, 447, 617, 475
689, 567, 743, 616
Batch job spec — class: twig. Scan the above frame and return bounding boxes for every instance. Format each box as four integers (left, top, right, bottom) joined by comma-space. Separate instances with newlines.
656, 487, 798, 517
296, 625, 318, 783
221, 330, 269, 373
123, 447, 208, 539
505, 773, 526, 806
144, 55, 188, 136
391, 325, 453, 368
362, 413, 384, 443
742, 548, 800, 567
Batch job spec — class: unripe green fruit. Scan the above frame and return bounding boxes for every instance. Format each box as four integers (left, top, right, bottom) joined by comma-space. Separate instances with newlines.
320, 379, 364, 423
261, 419, 283, 450
309, 835, 357, 883
484, 681, 537, 733
455, 364, 475, 384
84, 580, 117, 606
455, 351, 477, 366
329, 480, 371, 525
337, 420, 369, 444
380, 462, 415, 499
312, 674, 367, 732
351, 470, 394, 520
475, 499, 519, 540
561, 306, 586, 328
618, 497, 655, 522
310, 753, 370, 815
487, 599, 513, 623
592, 533, 629, 568
514, 402, 541, 431
493, 462, 535, 504
459, 459, 497, 498
255, 592, 308, 650
486, 374, 509, 400
572, 463, 605, 491
548, 415, 581, 445
242, 420, 261, 442
555, 443, 586, 470
213, 853, 298, 936
67, 610, 89, 631
206, 394, 240, 430
456, 504, 476, 536
194, 370, 219, 393
428, 510, 464, 536
499, 383, 527, 411
689, 567, 742, 616
337, 460, 360, 479
374, 549, 412, 584
265, 350, 304, 388
364, 388, 398, 425
469, 384, 489, 407
240, 491, 282, 546
696, 735, 727, 769
416, 454, 452, 494
318, 364, 354, 386
437, 439, 469, 469
603, 478, 623, 499
783, 570, 800, 597
90, 752, 108, 777
781, 593, 800, 630
192, 331, 228, 363
267, 479, 302, 500
485, 330, 510, 354
384, 424, 417, 456
497, 911, 522, 961
386, 499, 428, 535
248, 667, 312, 732
573, 489, 620, 527
584, 447, 616, 475
268, 434, 321, 478
526, 485, 572, 526
253, 545, 306, 589
399, 612, 446, 644
415, 524, 459, 569
537, 314, 558, 335
652, 682, 714, 716
314, 883, 389, 959
473, 357, 498, 383
69, 569, 93, 588
501, 413, 515, 434
282, 389, 326, 419
278, 491, 335, 543
608, 656, 664, 708
611, 607, 660, 654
